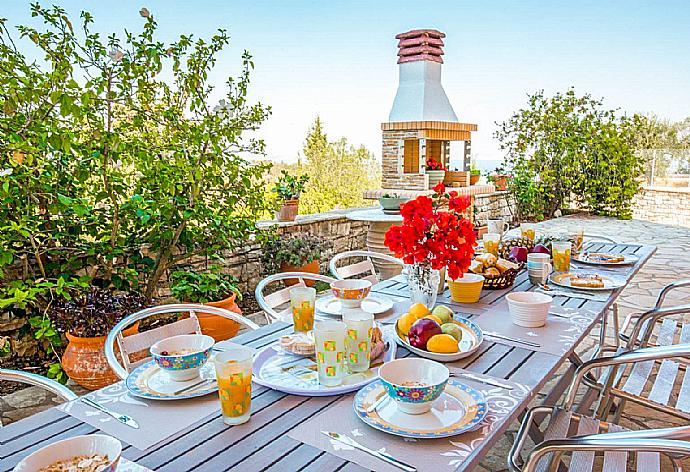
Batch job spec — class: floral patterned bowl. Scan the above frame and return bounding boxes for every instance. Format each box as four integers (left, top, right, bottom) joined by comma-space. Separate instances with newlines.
13, 434, 122, 472
378, 358, 449, 414
330, 279, 372, 308
150, 334, 215, 381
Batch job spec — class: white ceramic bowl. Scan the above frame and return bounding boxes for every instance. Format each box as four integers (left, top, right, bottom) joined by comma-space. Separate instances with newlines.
150, 334, 215, 381
13, 434, 122, 472
505, 292, 552, 328
378, 358, 449, 415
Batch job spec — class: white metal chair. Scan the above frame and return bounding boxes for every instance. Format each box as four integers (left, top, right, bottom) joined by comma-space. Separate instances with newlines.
255, 272, 336, 324
329, 250, 404, 283
0, 369, 77, 402
104, 304, 259, 381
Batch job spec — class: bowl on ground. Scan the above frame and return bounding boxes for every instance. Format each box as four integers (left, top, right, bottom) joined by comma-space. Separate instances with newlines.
505, 291, 552, 327
378, 358, 449, 414
330, 279, 372, 308
150, 334, 215, 381
13, 434, 122, 472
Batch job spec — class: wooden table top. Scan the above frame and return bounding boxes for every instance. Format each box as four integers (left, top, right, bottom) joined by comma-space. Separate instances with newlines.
0, 242, 656, 472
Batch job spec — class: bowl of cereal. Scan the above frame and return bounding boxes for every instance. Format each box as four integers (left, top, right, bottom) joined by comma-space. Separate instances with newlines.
378, 358, 449, 415
13, 434, 122, 472
150, 334, 215, 381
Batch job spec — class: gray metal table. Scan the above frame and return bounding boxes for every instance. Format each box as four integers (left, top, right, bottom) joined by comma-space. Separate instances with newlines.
0, 242, 655, 472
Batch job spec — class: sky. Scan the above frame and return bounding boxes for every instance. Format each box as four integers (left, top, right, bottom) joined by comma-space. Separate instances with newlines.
3, 1, 690, 170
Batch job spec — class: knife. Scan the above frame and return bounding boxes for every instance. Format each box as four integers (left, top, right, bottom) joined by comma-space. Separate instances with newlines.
322, 431, 416, 472
81, 397, 140, 429
449, 370, 514, 390
365, 392, 390, 413
483, 331, 541, 348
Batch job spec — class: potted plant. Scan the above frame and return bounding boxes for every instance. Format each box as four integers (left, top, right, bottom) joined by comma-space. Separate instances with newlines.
378, 193, 410, 214
470, 165, 481, 185
261, 234, 329, 286
169, 266, 243, 342
487, 167, 509, 191
272, 170, 309, 222
424, 158, 446, 189
49, 287, 146, 390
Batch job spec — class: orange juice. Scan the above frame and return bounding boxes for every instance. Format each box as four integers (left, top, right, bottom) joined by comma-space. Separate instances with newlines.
484, 239, 499, 257
292, 301, 315, 332
552, 242, 572, 272
218, 371, 252, 419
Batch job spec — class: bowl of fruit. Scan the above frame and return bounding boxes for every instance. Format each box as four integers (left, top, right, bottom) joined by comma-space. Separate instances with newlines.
394, 303, 483, 362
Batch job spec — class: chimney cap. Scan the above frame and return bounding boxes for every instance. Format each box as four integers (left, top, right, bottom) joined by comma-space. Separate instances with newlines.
395, 29, 446, 40
396, 29, 446, 64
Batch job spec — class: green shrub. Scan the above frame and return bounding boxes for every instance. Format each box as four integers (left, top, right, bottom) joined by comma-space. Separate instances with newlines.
260, 234, 330, 274
170, 267, 241, 303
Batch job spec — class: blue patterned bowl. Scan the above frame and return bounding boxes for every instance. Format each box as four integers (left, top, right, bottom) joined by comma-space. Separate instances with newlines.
378, 358, 449, 414
150, 334, 215, 381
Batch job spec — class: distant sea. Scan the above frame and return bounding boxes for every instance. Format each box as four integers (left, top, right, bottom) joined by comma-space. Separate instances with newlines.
447, 158, 504, 173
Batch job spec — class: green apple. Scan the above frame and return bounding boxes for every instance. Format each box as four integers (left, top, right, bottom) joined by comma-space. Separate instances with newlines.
441, 323, 463, 342
432, 305, 454, 324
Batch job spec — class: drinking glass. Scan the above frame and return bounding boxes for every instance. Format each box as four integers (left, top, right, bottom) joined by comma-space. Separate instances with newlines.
483, 232, 500, 257
314, 320, 346, 387
214, 344, 256, 425
520, 223, 536, 241
552, 241, 572, 272
342, 310, 374, 373
572, 227, 584, 254
290, 287, 316, 332
487, 218, 509, 239
527, 253, 552, 285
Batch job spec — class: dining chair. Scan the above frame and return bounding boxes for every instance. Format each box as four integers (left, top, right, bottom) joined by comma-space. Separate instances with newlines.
329, 250, 404, 283
255, 272, 336, 324
103, 304, 259, 381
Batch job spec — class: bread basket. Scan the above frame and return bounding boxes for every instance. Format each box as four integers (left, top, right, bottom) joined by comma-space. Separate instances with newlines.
481, 263, 524, 290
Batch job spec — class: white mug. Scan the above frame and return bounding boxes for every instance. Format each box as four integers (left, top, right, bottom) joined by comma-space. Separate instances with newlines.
527, 253, 552, 285
487, 219, 509, 238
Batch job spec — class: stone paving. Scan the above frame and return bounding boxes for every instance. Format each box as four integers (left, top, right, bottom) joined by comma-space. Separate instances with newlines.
2, 214, 690, 471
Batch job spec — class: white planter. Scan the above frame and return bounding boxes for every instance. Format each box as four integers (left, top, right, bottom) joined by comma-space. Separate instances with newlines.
426, 170, 446, 189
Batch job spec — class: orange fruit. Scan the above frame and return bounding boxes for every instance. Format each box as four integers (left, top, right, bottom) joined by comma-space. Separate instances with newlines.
426, 334, 460, 354
408, 303, 431, 319
396, 312, 418, 336
423, 314, 443, 325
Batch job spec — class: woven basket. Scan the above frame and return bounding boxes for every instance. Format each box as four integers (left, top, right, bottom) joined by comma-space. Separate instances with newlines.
482, 264, 523, 290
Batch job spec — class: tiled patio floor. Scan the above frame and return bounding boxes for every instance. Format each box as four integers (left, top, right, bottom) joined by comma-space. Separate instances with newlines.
2, 214, 689, 471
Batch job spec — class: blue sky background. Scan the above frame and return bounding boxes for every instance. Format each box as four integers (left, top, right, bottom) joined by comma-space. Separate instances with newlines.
3, 1, 690, 169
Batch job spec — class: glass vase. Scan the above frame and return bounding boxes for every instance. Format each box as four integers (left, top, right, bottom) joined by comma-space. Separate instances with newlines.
406, 263, 440, 308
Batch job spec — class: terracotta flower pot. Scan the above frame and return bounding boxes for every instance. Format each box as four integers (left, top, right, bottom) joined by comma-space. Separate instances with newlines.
492, 174, 508, 191
62, 323, 139, 391
280, 259, 320, 287
277, 199, 299, 222
198, 293, 243, 342
470, 174, 480, 185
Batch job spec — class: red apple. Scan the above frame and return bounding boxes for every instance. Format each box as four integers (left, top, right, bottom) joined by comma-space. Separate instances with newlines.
508, 246, 529, 263
408, 318, 442, 350
531, 244, 551, 255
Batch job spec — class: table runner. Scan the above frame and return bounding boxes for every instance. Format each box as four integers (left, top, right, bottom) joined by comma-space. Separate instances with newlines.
288, 374, 530, 471
119, 458, 153, 471
471, 303, 598, 356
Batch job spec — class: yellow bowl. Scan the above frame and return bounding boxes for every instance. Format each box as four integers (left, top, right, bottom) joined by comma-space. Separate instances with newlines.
447, 274, 485, 303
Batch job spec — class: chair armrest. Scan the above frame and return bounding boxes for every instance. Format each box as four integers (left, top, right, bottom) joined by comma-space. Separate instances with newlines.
625, 303, 690, 349
655, 279, 690, 309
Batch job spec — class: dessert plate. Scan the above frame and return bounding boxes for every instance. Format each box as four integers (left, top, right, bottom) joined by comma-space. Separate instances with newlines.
353, 379, 487, 439
572, 252, 638, 266
316, 294, 394, 316
549, 272, 626, 291
252, 335, 397, 396
126, 359, 217, 400
394, 316, 483, 362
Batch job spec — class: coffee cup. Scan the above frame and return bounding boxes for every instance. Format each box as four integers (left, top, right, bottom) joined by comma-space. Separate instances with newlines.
527, 253, 552, 285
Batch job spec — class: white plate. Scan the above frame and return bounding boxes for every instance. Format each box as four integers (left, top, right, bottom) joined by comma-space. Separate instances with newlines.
316, 294, 394, 316
353, 379, 488, 438
549, 272, 626, 291
394, 316, 483, 362
572, 252, 638, 266
252, 334, 397, 396
126, 359, 217, 400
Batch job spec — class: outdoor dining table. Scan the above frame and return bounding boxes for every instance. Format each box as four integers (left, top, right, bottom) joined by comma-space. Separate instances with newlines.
0, 241, 655, 472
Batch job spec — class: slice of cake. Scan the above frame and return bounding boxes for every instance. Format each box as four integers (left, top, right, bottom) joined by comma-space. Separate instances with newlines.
570, 273, 605, 288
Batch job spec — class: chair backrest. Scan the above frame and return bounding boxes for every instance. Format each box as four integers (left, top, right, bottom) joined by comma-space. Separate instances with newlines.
104, 304, 260, 380
329, 250, 404, 283
255, 272, 336, 324
0, 369, 77, 403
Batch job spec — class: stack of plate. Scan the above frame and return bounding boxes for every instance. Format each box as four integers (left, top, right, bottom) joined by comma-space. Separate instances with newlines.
505, 292, 552, 328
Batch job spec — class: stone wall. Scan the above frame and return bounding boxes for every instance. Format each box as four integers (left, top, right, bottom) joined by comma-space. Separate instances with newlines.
473, 191, 517, 225
632, 186, 690, 227
381, 129, 427, 190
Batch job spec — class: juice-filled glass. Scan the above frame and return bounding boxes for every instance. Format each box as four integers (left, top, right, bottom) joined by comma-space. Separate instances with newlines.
520, 223, 536, 241
572, 228, 584, 254
342, 310, 374, 373
483, 232, 500, 257
290, 287, 316, 332
314, 320, 346, 387
552, 241, 572, 272
214, 344, 255, 425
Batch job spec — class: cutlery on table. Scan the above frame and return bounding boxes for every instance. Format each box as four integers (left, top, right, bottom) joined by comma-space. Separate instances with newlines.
449, 371, 514, 390
365, 392, 390, 413
322, 431, 416, 472
173, 378, 215, 395
81, 397, 140, 429
547, 311, 571, 319
483, 331, 541, 348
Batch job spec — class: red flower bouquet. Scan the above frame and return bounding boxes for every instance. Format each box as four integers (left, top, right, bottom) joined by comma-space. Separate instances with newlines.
384, 183, 476, 281
425, 158, 445, 171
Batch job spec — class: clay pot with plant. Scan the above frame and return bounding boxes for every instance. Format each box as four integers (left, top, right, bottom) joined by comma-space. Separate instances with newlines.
487, 168, 510, 191
272, 171, 309, 222
261, 234, 330, 286
48, 287, 146, 390
470, 165, 481, 185
169, 267, 243, 342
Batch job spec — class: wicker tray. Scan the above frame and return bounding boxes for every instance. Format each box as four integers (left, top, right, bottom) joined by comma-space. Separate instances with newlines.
482, 264, 524, 290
